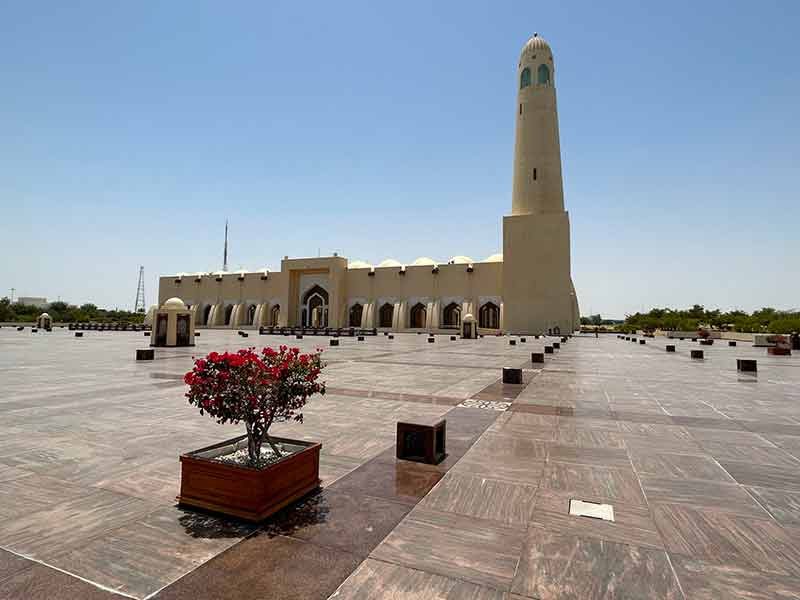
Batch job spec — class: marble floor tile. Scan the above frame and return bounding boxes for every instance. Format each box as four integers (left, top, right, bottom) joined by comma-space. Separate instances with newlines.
511, 531, 682, 600
670, 553, 800, 600
701, 441, 800, 467
371, 507, 524, 591
554, 428, 627, 449
546, 445, 631, 469
687, 427, 773, 446
0, 563, 127, 600
530, 491, 664, 549
630, 452, 735, 482
719, 460, 800, 491
652, 503, 800, 575
639, 475, 768, 517
541, 462, 646, 506
746, 486, 800, 526
418, 472, 537, 525
330, 558, 509, 600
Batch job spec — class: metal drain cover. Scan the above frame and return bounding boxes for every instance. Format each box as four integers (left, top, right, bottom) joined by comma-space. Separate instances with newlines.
569, 499, 615, 522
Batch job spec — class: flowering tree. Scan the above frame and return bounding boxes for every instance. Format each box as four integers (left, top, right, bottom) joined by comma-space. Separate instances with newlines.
184, 346, 325, 466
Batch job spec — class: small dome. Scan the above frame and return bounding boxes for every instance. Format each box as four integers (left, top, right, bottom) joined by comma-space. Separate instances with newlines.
378, 259, 403, 268
348, 260, 373, 269
412, 257, 436, 266
212, 271, 226, 276
483, 253, 503, 263
194, 272, 205, 277
463, 313, 475, 323
39, 312, 51, 319
522, 33, 551, 54
449, 255, 473, 265
162, 297, 186, 310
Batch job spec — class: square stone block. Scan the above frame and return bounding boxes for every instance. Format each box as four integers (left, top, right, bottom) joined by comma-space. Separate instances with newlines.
639, 339, 646, 345
509, 339, 517, 346
358, 336, 365, 341
396, 420, 446, 465
75, 332, 83, 338
553, 342, 560, 349
427, 337, 435, 343
330, 339, 339, 347
296, 334, 303, 339
450, 336, 457, 341
136, 349, 154, 360
691, 350, 704, 359
520, 337, 526, 343
544, 346, 554, 354
728, 340, 737, 347
700, 339, 713, 346
502, 367, 523, 384
737, 358, 757, 372
388, 335, 394, 340
666, 345, 676, 352
531, 352, 545, 363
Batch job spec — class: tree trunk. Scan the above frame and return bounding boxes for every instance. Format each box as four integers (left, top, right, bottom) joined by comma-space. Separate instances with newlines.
262, 431, 283, 458
245, 422, 262, 465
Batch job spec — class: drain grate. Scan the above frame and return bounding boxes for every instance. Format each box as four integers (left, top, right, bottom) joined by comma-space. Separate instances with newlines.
569, 499, 614, 522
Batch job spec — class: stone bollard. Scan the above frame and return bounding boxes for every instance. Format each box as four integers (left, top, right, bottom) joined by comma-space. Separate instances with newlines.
737, 358, 757, 372
691, 350, 704, 360
700, 339, 713, 346
639, 339, 646, 345
531, 352, 545, 363
427, 337, 435, 343
384, 332, 389, 336
520, 337, 526, 343
388, 335, 394, 340
553, 342, 560, 349
195, 332, 200, 337
545, 346, 554, 354
625, 337, 630, 341
136, 349, 154, 361
75, 332, 83, 338
561, 337, 567, 343
691, 338, 697, 342
330, 339, 339, 347
241, 332, 248, 338
502, 367, 523, 384
144, 331, 150, 336
728, 341, 737, 347
509, 339, 517, 346
666, 345, 676, 352
450, 336, 456, 341
296, 334, 303, 339
358, 336, 365, 341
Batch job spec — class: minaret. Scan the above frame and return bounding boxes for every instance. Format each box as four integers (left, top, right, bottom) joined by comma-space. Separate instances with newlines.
502, 34, 579, 334
511, 33, 564, 216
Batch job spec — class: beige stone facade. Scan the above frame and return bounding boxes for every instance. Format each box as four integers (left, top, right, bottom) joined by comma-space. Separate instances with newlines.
157, 34, 579, 335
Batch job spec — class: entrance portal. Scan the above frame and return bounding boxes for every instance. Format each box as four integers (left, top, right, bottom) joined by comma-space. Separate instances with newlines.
301, 285, 329, 328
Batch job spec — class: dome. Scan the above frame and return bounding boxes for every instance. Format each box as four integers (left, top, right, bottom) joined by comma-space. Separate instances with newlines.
412, 257, 436, 266
378, 259, 403, 268
39, 312, 51, 319
522, 33, 550, 54
162, 297, 186, 310
483, 253, 503, 263
449, 255, 473, 265
348, 260, 373, 269
463, 313, 475, 323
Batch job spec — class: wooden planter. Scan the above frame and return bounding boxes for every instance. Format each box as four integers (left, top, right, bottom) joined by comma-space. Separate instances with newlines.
178, 435, 321, 522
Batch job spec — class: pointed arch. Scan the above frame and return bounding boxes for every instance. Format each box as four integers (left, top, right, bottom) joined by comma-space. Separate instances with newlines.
520, 67, 531, 89
224, 304, 234, 326
442, 302, 461, 328
379, 303, 394, 328
479, 302, 500, 329
537, 63, 550, 85
410, 303, 427, 329
247, 304, 256, 326
270, 304, 280, 327
349, 303, 363, 328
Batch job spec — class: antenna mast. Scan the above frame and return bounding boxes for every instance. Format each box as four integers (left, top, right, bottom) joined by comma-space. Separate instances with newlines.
223, 220, 229, 272
134, 266, 146, 313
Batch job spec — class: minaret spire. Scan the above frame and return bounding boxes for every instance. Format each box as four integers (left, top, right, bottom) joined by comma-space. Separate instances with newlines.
223, 220, 229, 272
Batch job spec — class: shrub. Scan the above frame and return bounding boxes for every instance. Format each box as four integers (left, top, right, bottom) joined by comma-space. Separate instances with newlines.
184, 346, 325, 466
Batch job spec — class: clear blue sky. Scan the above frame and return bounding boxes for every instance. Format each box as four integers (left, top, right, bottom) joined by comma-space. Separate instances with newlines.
1, 1, 798, 318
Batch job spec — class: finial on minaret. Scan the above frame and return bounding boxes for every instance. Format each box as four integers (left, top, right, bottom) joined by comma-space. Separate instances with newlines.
223, 220, 229, 272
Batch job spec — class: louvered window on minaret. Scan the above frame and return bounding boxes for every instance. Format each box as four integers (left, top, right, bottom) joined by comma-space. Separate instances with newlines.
533, 168, 537, 181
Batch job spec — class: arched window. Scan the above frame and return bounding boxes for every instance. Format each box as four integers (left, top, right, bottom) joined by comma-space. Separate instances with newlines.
442, 302, 461, 328
379, 303, 394, 328
520, 67, 531, 89
479, 302, 500, 329
224, 304, 234, 325
202, 305, 212, 326
270, 304, 280, 327
410, 303, 427, 329
349, 303, 363, 327
247, 304, 256, 326
537, 64, 550, 85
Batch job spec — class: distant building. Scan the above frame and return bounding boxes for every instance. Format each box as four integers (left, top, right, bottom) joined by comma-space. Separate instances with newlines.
17, 297, 48, 308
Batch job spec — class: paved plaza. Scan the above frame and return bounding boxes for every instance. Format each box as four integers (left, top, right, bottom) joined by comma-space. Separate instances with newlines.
1, 329, 800, 599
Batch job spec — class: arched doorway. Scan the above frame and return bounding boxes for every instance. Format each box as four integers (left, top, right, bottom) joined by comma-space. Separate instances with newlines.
349, 303, 363, 327
410, 303, 427, 329
379, 303, 394, 328
442, 302, 461, 328
224, 304, 234, 326
247, 304, 256, 326
302, 285, 329, 328
479, 302, 499, 329
202, 305, 212, 326
270, 305, 280, 327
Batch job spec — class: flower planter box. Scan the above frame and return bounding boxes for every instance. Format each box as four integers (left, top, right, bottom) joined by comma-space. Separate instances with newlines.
768, 347, 791, 356
178, 434, 321, 522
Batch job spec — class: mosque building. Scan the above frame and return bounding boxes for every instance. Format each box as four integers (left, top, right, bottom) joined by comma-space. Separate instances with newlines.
156, 34, 580, 335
